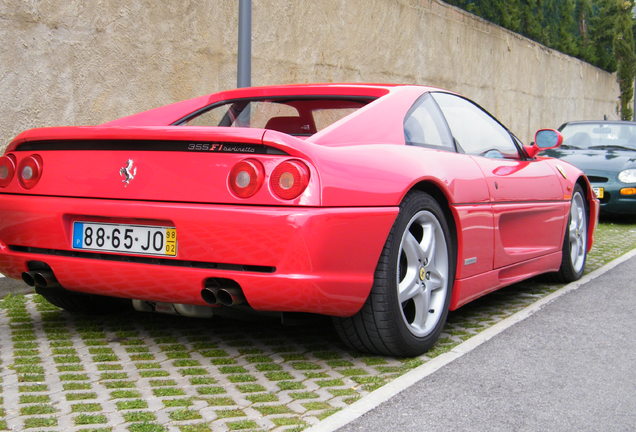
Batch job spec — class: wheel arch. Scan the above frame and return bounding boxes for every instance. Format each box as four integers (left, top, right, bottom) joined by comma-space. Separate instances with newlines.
575, 175, 599, 252
405, 180, 458, 268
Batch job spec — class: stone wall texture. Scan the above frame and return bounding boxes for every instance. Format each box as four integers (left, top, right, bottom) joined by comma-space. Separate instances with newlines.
0, 0, 620, 148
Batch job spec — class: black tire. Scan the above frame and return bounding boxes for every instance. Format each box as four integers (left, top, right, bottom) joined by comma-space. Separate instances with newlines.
333, 191, 455, 357
35, 287, 132, 314
554, 184, 589, 282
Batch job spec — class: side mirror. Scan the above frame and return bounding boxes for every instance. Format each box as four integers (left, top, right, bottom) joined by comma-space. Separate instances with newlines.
524, 129, 563, 158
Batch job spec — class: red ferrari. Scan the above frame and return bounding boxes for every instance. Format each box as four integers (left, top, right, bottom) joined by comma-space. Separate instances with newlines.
0, 84, 598, 356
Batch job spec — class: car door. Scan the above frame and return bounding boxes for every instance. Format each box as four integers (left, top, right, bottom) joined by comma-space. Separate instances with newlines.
403, 93, 493, 279
432, 92, 567, 269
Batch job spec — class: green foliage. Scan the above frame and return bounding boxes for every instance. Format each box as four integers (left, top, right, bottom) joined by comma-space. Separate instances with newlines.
446, 0, 636, 119
614, 0, 636, 119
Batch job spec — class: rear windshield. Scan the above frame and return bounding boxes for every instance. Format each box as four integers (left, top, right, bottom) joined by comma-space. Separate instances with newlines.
561, 123, 636, 151
177, 98, 371, 136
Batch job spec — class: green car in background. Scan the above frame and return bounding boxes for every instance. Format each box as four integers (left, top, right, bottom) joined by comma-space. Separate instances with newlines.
542, 121, 636, 216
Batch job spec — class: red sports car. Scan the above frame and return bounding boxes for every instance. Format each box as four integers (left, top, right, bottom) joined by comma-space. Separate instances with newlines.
0, 84, 598, 356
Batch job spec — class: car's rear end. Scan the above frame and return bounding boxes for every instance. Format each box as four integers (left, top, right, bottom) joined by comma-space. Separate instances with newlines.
0, 85, 404, 317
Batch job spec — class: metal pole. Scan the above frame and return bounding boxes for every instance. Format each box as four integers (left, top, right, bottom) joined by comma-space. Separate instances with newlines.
237, 0, 252, 88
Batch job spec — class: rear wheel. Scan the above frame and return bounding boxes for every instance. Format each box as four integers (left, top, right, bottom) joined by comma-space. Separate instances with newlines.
555, 184, 588, 282
36, 287, 131, 314
334, 191, 455, 357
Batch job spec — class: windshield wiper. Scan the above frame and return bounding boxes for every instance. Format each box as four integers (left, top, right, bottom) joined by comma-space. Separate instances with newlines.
558, 144, 581, 149
588, 145, 636, 151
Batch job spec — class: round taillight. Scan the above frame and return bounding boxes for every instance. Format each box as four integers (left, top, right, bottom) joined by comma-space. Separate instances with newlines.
0, 154, 17, 188
18, 154, 43, 189
270, 160, 310, 200
229, 159, 264, 198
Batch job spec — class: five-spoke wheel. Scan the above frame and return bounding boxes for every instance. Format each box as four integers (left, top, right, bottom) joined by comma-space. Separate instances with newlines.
555, 184, 589, 282
334, 191, 455, 357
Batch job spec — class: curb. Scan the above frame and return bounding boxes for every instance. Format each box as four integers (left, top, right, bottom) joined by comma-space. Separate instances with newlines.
306, 248, 636, 432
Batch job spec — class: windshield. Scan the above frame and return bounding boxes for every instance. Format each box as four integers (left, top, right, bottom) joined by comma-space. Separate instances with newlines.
560, 123, 636, 151
178, 98, 371, 136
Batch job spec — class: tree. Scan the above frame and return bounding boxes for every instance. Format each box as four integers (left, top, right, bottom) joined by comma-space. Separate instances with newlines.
588, 0, 619, 71
575, 0, 596, 63
614, 0, 636, 119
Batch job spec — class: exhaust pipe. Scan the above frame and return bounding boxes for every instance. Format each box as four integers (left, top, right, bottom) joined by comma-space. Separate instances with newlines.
216, 287, 246, 307
200, 278, 246, 307
22, 271, 37, 287
201, 287, 220, 305
24, 271, 61, 289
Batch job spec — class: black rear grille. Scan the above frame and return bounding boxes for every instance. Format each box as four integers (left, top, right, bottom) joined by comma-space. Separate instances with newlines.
9, 245, 275, 273
14, 140, 287, 155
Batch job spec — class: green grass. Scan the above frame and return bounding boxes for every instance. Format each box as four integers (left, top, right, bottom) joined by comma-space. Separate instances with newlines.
288, 391, 319, 400
161, 398, 193, 407
71, 403, 102, 413
226, 420, 259, 430
23, 417, 57, 428
122, 412, 156, 422
152, 388, 185, 397
19, 394, 50, 404
201, 396, 235, 406
254, 405, 292, 415
127, 423, 167, 432
195, 386, 225, 395
188, 377, 217, 385
168, 409, 202, 421
290, 361, 321, 370
66, 393, 98, 401
302, 401, 332, 411
74, 414, 107, 425
226, 374, 256, 383
236, 384, 266, 393
214, 409, 246, 419
63, 382, 92, 391
277, 381, 304, 390
271, 417, 306, 426
110, 390, 141, 399
19, 404, 56, 415
264, 371, 294, 381
139, 370, 169, 378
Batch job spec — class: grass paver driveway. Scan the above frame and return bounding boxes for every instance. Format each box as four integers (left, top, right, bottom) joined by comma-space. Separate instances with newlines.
1, 220, 634, 431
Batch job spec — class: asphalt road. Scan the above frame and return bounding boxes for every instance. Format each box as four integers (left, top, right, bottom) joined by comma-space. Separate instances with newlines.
338, 255, 636, 432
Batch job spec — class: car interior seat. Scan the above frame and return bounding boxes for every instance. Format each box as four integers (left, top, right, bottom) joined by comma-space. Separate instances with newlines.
264, 116, 314, 135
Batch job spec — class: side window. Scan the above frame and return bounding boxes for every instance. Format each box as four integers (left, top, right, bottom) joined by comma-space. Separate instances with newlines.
432, 92, 520, 159
404, 93, 454, 150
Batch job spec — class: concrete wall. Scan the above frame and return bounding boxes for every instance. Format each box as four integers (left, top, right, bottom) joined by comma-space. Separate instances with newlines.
0, 0, 619, 149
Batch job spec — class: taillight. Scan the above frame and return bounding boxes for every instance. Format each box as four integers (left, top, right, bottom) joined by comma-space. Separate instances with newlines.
17, 154, 43, 189
228, 159, 264, 198
0, 154, 16, 187
270, 160, 310, 200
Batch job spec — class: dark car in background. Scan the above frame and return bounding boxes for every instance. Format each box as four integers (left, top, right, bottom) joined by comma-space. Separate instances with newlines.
542, 121, 636, 216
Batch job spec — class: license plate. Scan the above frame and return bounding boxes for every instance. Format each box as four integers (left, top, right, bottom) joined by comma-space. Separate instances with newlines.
72, 222, 177, 256
592, 187, 604, 199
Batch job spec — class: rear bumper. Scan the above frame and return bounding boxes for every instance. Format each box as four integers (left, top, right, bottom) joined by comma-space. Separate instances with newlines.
0, 195, 398, 316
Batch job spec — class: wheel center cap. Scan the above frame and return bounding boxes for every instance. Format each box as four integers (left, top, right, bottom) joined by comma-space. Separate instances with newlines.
419, 267, 426, 281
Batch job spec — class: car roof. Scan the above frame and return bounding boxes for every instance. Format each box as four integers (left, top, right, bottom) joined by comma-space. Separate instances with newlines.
560, 120, 636, 128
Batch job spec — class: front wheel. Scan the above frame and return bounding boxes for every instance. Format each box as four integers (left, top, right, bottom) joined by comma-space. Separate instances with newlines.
554, 184, 588, 282
334, 191, 455, 357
